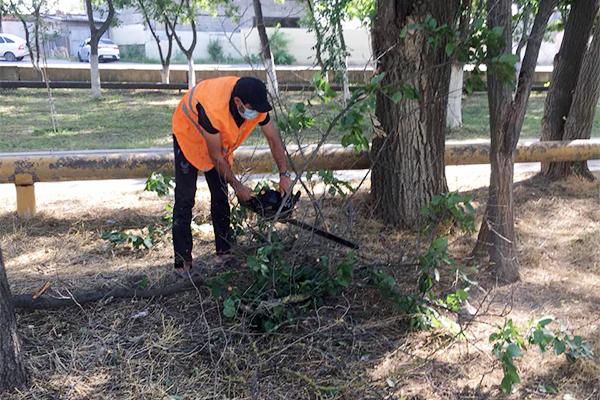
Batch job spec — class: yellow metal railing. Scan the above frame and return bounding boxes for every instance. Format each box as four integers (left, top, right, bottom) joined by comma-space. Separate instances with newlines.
1, 139, 599, 217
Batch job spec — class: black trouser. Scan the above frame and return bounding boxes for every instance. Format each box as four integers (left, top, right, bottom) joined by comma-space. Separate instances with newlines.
172, 135, 233, 268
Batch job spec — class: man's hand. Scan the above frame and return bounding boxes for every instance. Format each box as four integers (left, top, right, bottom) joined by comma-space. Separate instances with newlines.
234, 184, 254, 203
279, 174, 293, 194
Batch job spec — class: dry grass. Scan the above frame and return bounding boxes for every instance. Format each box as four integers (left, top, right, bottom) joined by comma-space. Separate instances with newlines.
1, 172, 599, 399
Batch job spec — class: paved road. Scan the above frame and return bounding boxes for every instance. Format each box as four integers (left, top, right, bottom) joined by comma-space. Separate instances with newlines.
0, 59, 363, 70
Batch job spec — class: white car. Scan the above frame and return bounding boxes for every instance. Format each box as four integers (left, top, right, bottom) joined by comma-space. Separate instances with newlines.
77, 38, 120, 62
0, 33, 27, 62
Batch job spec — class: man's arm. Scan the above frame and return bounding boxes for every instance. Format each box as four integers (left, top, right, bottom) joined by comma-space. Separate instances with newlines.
260, 119, 292, 193
202, 129, 253, 202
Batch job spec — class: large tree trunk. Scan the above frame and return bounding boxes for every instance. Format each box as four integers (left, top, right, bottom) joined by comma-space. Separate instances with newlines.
253, 0, 278, 98
0, 248, 28, 393
540, 0, 599, 177
370, 1, 459, 228
475, 0, 557, 283
559, 20, 600, 180
447, 62, 464, 129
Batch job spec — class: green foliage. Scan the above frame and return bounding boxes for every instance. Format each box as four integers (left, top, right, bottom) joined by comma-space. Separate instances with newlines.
102, 172, 175, 250
145, 172, 175, 197
421, 192, 476, 235
209, 241, 356, 331
370, 193, 476, 332
312, 72, 338, 102
102, 225, 162, 250
490, 317, 593, 394
268, 27, 296, 65
306, 169, 354, 198
490, 319, 526, 393
207, 38, 225, 62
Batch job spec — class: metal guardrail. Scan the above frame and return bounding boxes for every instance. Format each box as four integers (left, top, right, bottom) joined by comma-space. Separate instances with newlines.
1, 139, 599, 217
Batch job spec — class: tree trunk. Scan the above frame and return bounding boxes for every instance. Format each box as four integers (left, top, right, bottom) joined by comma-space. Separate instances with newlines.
447, 62, 464, 129
540, 0, 599, 177
0, 248, 28, 393
559, 20, 600, 180
84, 0, 115, 99
161, 63, 170, 84
370, 1, 459, 228
253, 0, 279, 98
169, 4, 197, 90
137, 1, 174, 85
90, 46, 101, 98
187, 56, 195, 89
305, 0, 328, 80
475, 0, 557, 282
336, 18, 350, 106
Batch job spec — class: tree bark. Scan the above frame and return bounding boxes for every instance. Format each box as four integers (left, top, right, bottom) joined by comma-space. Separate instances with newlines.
370, 0, 459, 228
559, 20, 600, 180
305, 0, 328, 79
447, 62, 464, 129
137, 0, 175, 85
253, 0, 279, 98
187, 57, 195, 88
540, 0, 599, 177
0, 248, 28, 393
84, 0, 115, 99
475, 0, 557, 282
168, 0, 197, 90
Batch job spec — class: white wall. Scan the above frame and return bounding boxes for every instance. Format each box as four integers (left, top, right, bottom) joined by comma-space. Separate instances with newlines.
140, 29, 242, 61
239, 27, 372, 66
1, 20, 27, 38
110, 24, 146, 45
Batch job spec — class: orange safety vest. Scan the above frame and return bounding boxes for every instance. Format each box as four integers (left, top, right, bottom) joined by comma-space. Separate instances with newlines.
172, 76, 267, 172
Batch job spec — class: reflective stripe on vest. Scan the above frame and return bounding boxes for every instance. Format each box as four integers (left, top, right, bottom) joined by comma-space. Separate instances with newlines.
171, 77, 266, 172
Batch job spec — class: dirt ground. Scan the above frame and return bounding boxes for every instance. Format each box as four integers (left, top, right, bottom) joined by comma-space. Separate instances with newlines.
0, 169, 598, 400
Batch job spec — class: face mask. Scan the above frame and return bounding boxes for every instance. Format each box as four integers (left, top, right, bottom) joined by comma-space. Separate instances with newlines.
239, 105, 259, 120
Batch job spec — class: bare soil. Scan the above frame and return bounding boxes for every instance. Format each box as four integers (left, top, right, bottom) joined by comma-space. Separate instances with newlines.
0, 171, 598, 399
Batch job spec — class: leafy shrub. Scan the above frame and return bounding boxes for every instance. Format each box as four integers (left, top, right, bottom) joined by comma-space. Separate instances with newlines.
207, 38, 225, 63
490, 317, 593, 394
268, 28, 296, 65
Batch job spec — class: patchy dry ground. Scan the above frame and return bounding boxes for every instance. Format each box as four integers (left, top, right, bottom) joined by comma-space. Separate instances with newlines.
0, 170, 598, 399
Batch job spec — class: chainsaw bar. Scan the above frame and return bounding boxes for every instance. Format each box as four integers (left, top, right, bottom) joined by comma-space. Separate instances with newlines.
242, 188, 359, 250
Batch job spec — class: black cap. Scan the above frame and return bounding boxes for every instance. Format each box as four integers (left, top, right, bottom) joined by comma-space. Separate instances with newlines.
232, 77, 273, 112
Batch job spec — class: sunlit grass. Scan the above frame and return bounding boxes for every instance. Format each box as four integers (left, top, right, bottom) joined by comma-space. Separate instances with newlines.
1, 89, 598, 152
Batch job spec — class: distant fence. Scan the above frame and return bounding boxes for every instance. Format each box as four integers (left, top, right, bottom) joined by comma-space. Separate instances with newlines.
0, 80, 333, 91
1, 139, 599, 217
0, 64, 555, 87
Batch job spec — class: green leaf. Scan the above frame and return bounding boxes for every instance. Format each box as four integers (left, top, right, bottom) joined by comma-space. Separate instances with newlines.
506, 343, 522, 359
390, 91, 403, 104
370, 73, 385, 86
223, 297, 237, 318
445, 42, 455, 57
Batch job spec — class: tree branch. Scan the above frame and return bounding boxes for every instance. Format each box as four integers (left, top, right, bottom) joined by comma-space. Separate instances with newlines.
13, 275, 205, 311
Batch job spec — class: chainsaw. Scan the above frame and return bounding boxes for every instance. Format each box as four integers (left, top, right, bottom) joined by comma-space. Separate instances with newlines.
242, 187, 359, 250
